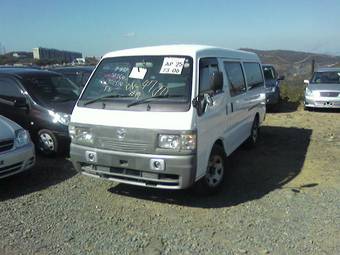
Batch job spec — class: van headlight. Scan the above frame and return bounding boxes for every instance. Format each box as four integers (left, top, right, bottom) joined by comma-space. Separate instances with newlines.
158, 133, 196, 151
69, 126, 94, 145
14, 129, 30, 148
48, 110, 71, 126
305, 88, 313, 97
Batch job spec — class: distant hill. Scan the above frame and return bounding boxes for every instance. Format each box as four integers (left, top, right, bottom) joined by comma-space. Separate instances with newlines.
241, 48, 340, 81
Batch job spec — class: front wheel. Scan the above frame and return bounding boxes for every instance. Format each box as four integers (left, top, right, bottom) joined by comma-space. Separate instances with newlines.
194, 145, 226, 195
37, 129, 58, 156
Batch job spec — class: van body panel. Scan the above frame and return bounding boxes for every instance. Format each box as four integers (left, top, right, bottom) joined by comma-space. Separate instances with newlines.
71, 107, 195, 130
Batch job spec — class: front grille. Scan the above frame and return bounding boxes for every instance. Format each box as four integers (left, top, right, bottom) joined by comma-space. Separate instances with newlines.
0, 139, 14, 153
0, 162, 23, 177
320, 92, 339, 97
97, 138, 149, 153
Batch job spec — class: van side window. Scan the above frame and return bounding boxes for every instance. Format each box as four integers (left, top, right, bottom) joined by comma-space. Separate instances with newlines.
199, 58, 219, 94
243, 62, 264, 89
223, 62, 246, 97
0, 78, 23, 98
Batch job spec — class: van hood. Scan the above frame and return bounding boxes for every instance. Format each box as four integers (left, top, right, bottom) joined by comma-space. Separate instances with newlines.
0, 115, 21, 140
309, 83, 340, 91
47, 100, 77, 114
71, 106, 195, 130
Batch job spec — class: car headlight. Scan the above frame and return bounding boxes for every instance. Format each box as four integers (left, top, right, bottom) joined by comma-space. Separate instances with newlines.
158, 133, 196, 151
305, 88, 313, 96
69, 126, 94, 145
266, 86, 276, 93
48, 110, 71, 126
14, 129, 30, 148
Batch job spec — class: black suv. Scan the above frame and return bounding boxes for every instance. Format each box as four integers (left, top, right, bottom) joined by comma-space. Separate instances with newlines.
0, 68, 80, 155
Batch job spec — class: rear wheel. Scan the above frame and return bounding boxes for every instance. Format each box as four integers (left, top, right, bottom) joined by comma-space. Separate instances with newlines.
37, 129, 58, 156
194, 145, 226, 195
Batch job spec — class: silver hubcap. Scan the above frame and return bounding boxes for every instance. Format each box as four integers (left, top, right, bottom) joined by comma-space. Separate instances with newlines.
205, 155, 224, 187
39, 133, 55, 151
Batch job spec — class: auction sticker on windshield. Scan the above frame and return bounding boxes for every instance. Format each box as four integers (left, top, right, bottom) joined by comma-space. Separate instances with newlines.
129, 67, 147, 80
160, 57, 185, 75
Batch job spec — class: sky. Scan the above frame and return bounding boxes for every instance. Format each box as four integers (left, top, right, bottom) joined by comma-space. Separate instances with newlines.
1, 0, 340, 57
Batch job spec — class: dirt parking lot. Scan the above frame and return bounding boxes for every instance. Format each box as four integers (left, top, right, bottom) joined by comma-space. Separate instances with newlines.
0, 106, 339, 255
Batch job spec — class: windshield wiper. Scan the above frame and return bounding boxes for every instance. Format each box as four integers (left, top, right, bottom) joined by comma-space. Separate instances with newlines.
83, 94, 125, 106
127, 94, 183, 108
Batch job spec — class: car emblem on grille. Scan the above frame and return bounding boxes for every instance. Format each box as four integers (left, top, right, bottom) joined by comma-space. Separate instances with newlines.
116, 128, 127, 140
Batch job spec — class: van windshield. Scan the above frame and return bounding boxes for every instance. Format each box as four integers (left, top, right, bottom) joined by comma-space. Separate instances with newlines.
79, 56, 193, 111
311, 71, 340, 84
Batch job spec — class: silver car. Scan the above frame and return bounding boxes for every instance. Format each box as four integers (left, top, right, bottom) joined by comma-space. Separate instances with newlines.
0, 115, 35, 179
304, 67, 340, 109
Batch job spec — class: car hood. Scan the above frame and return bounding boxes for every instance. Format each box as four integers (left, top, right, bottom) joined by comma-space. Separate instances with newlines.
308, 83, 340, 91
0, 115, 21, 140
47, 100, 77, 114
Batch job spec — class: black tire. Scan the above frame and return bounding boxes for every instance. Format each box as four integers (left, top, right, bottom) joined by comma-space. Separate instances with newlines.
244, 116, 259, 148
194, 145, 226, 195
37, 129, 58, 156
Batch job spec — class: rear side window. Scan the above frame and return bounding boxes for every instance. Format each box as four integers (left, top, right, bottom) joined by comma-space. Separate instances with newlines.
223, 62, 246, 97
243, 62, 264, 89
199, 58, 219, 93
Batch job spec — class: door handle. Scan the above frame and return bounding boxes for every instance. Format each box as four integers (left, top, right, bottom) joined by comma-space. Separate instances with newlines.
231, 103, 234, 112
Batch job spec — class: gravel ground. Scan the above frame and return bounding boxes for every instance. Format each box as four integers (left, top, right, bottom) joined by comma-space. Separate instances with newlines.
0, 107, 339, 255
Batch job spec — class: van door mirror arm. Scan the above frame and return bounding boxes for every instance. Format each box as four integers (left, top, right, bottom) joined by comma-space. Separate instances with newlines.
192, 92, 214, 116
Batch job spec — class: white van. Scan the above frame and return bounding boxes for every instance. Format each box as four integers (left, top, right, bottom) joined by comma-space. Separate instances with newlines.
69, 45, 265, 194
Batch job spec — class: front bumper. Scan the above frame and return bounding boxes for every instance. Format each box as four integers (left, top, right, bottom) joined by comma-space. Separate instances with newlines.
304, 96, 340, 108
0, 143, 35, 179
70, 144, 196, 189
265, 89, 280, 105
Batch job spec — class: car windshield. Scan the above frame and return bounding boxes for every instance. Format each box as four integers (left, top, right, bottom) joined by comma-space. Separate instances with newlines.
80, 55, 193, 106
311, 71, 340, 84
23, 75, 80, 104
263, 66, 275, 80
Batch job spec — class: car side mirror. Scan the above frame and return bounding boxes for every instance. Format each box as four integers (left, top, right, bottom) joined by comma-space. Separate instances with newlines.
210, 71, 223, 92
278, 75, 285, 81
14, 97, 28, 108
304, 80, 310, 85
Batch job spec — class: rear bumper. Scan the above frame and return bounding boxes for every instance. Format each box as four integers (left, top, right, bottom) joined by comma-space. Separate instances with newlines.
0, 143, 35, 179
305, 96, 340, 108
70, 144, 196, 189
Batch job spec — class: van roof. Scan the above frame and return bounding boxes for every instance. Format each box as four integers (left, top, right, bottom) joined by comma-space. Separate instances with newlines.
316, 67, 340, 72
102, 44, 259, 61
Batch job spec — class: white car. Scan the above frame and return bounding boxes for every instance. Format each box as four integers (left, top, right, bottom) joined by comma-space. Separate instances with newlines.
304, 67, 340, 109
0, 115, 35, 179
69, 45, 266, 194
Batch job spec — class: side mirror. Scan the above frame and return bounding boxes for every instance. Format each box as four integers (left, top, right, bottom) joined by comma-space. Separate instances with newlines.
14, 97, 28, 108
210, 71, 223, 92
304, 80, 310, 85
278, 75, 285, 81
